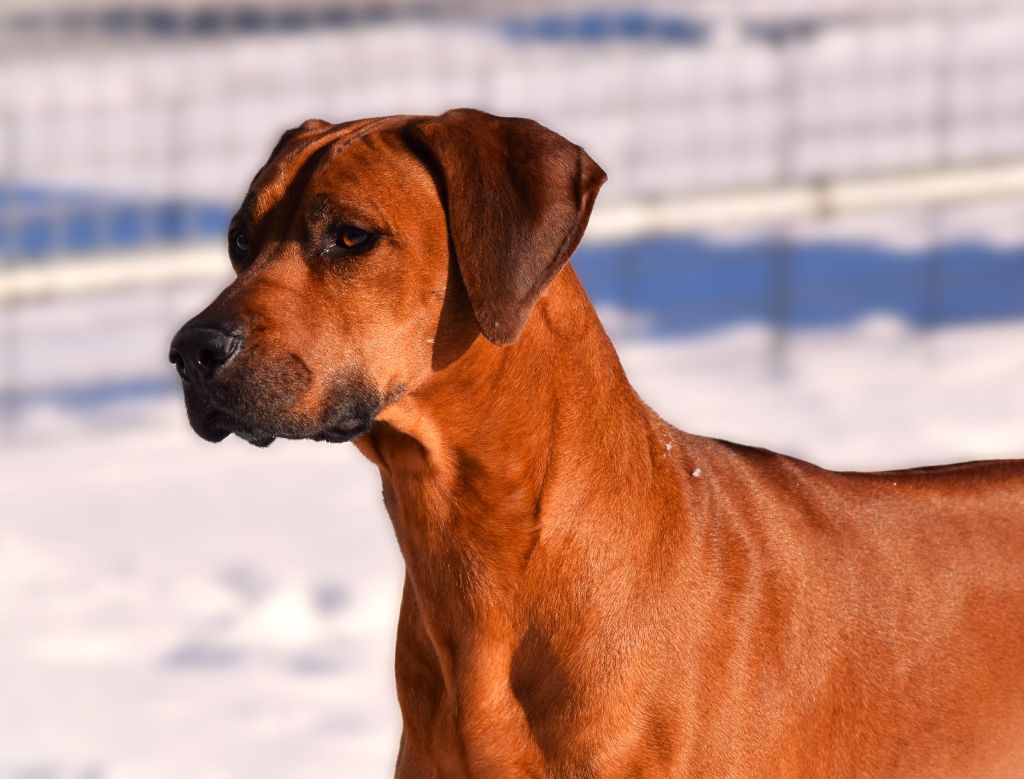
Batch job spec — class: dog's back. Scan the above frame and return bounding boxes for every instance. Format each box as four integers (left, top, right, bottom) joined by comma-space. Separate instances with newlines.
663, 435, 1024, 776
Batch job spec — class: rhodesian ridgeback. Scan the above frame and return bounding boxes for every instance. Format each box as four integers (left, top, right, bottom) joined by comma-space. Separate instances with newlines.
170, 109, 1024, 777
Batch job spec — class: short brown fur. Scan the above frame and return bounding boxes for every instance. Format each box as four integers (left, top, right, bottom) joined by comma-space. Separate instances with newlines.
173, 109, 1024, 777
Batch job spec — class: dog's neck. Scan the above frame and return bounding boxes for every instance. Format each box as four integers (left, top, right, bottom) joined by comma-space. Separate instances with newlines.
355, 266, 690, 766
357, 266, 678, 645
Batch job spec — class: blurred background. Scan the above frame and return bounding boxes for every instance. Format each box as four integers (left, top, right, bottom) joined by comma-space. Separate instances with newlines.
2, 0, 1023, 776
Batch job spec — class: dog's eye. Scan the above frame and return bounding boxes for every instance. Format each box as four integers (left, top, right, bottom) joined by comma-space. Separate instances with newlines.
230, 229, 250, 256
337, 226, 371, 250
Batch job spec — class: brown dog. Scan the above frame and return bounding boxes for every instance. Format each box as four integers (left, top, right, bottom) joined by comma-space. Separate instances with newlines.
170, 109, 1024, 777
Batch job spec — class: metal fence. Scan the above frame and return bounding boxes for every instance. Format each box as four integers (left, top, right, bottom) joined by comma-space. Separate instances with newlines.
2, 1, 1024, 438
2, 3, 1023, 261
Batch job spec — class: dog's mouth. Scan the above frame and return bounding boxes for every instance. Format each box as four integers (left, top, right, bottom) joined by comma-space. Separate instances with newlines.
194, 406, 374, 448
186, 385, 380, 448
196, 408, 235, 444
178, 360, 391, 448
193, 406, 275, 447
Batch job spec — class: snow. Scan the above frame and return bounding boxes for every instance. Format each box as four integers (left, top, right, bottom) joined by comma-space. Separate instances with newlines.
1, 429, 403, 778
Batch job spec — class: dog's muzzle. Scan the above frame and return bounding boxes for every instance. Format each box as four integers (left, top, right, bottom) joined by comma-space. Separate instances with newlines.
169, 322, 258, 444
169, 321, 380, 447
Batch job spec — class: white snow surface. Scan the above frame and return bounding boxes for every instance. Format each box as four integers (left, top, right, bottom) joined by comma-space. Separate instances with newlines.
2, 283, 1024, 777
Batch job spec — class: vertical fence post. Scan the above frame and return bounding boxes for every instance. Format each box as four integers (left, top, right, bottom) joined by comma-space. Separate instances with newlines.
1, 106, 18, 441
0, 293, 15, 442
752, 19, 819, 378
921, 5, 957, 353
618, 45, 642, 339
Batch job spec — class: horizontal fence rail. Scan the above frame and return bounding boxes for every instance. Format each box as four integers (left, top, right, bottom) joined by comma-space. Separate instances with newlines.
587, 158, 1024, 240
3, 158, 1024, 304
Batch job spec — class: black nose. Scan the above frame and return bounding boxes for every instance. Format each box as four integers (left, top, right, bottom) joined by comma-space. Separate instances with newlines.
169, 325, 243, 382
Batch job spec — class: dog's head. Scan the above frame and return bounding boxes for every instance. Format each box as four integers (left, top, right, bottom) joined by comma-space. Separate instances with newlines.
169, 109, 605, 446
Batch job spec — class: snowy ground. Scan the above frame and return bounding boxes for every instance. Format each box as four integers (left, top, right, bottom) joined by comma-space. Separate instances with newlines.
3, 268, 1024, 777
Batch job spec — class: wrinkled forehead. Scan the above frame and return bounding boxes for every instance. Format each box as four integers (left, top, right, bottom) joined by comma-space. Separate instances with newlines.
240, 115, 416, 224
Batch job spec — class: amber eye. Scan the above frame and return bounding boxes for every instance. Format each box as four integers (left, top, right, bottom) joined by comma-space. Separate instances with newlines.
338, 226, 370, 250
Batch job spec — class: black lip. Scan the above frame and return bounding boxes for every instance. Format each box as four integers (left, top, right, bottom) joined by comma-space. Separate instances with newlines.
208, 409, 276, 447
235, 429, 277, 447
193, 408, 232, 443
188, 399, 259, 445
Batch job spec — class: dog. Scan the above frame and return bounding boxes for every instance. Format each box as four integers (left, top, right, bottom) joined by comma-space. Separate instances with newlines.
170, 109, 1024, 777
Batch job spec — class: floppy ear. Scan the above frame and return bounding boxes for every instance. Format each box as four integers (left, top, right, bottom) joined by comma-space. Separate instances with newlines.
406, 108, 607, 345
